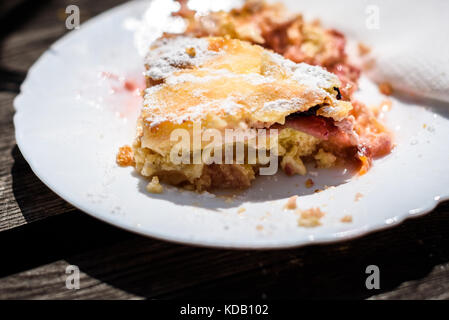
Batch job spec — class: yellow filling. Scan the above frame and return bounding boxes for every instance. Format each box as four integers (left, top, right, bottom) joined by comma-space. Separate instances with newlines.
133, 127, 330, 191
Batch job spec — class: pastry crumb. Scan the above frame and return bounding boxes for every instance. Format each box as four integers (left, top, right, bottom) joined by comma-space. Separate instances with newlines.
358, 42, 371, 56
341, 215, 353, 223
237, 207, 246, 214
185, 47, 196, 57
146, 176, 164, 194
305, 178, 314, 188
378, 82, 393, 96
297, 208, 325, 228
256, 224, 264, 231
284, 195, 298, 210
116, 145, 134, 167
355, 192, 364, 202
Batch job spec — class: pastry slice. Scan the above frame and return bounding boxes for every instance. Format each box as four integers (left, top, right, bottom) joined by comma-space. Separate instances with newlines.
131, 36, 364, 191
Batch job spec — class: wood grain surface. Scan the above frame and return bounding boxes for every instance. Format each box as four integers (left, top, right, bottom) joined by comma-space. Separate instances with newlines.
0, 0, 448, 300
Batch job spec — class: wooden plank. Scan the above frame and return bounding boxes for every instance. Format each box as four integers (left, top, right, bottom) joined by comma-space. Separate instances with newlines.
369, 263, 449, 300
0, 0, 129, 72
0, 202, 447, 299
0, 260, 139, 300
0, 211, 138, 299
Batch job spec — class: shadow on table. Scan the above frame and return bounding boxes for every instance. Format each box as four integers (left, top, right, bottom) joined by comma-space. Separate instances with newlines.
11, 145, 76, 224
0, 0, 51, 91
61, 202, 449, 300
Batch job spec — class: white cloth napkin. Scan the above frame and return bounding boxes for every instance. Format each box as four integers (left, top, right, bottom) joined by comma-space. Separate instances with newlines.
282, 0, 449, 103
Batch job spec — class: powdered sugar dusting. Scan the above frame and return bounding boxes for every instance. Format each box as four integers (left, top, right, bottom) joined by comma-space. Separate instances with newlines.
292, 63, 340, 89
261, 98, 307, 113
145, 37, 219, 80
165, 69, 276, 86
266, 51, 297, 70
144, 93, 245, 127
267, 52, 339, 89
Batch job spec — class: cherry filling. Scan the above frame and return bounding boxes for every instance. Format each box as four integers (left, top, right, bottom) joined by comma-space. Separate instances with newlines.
273, 109, 356, 149
272, 105, 393, 174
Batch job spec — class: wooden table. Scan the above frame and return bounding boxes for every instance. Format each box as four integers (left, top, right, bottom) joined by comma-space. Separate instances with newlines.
0, 0, 448, 300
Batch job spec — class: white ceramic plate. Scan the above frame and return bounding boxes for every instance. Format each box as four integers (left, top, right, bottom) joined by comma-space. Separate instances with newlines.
14, 0, 449, 249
